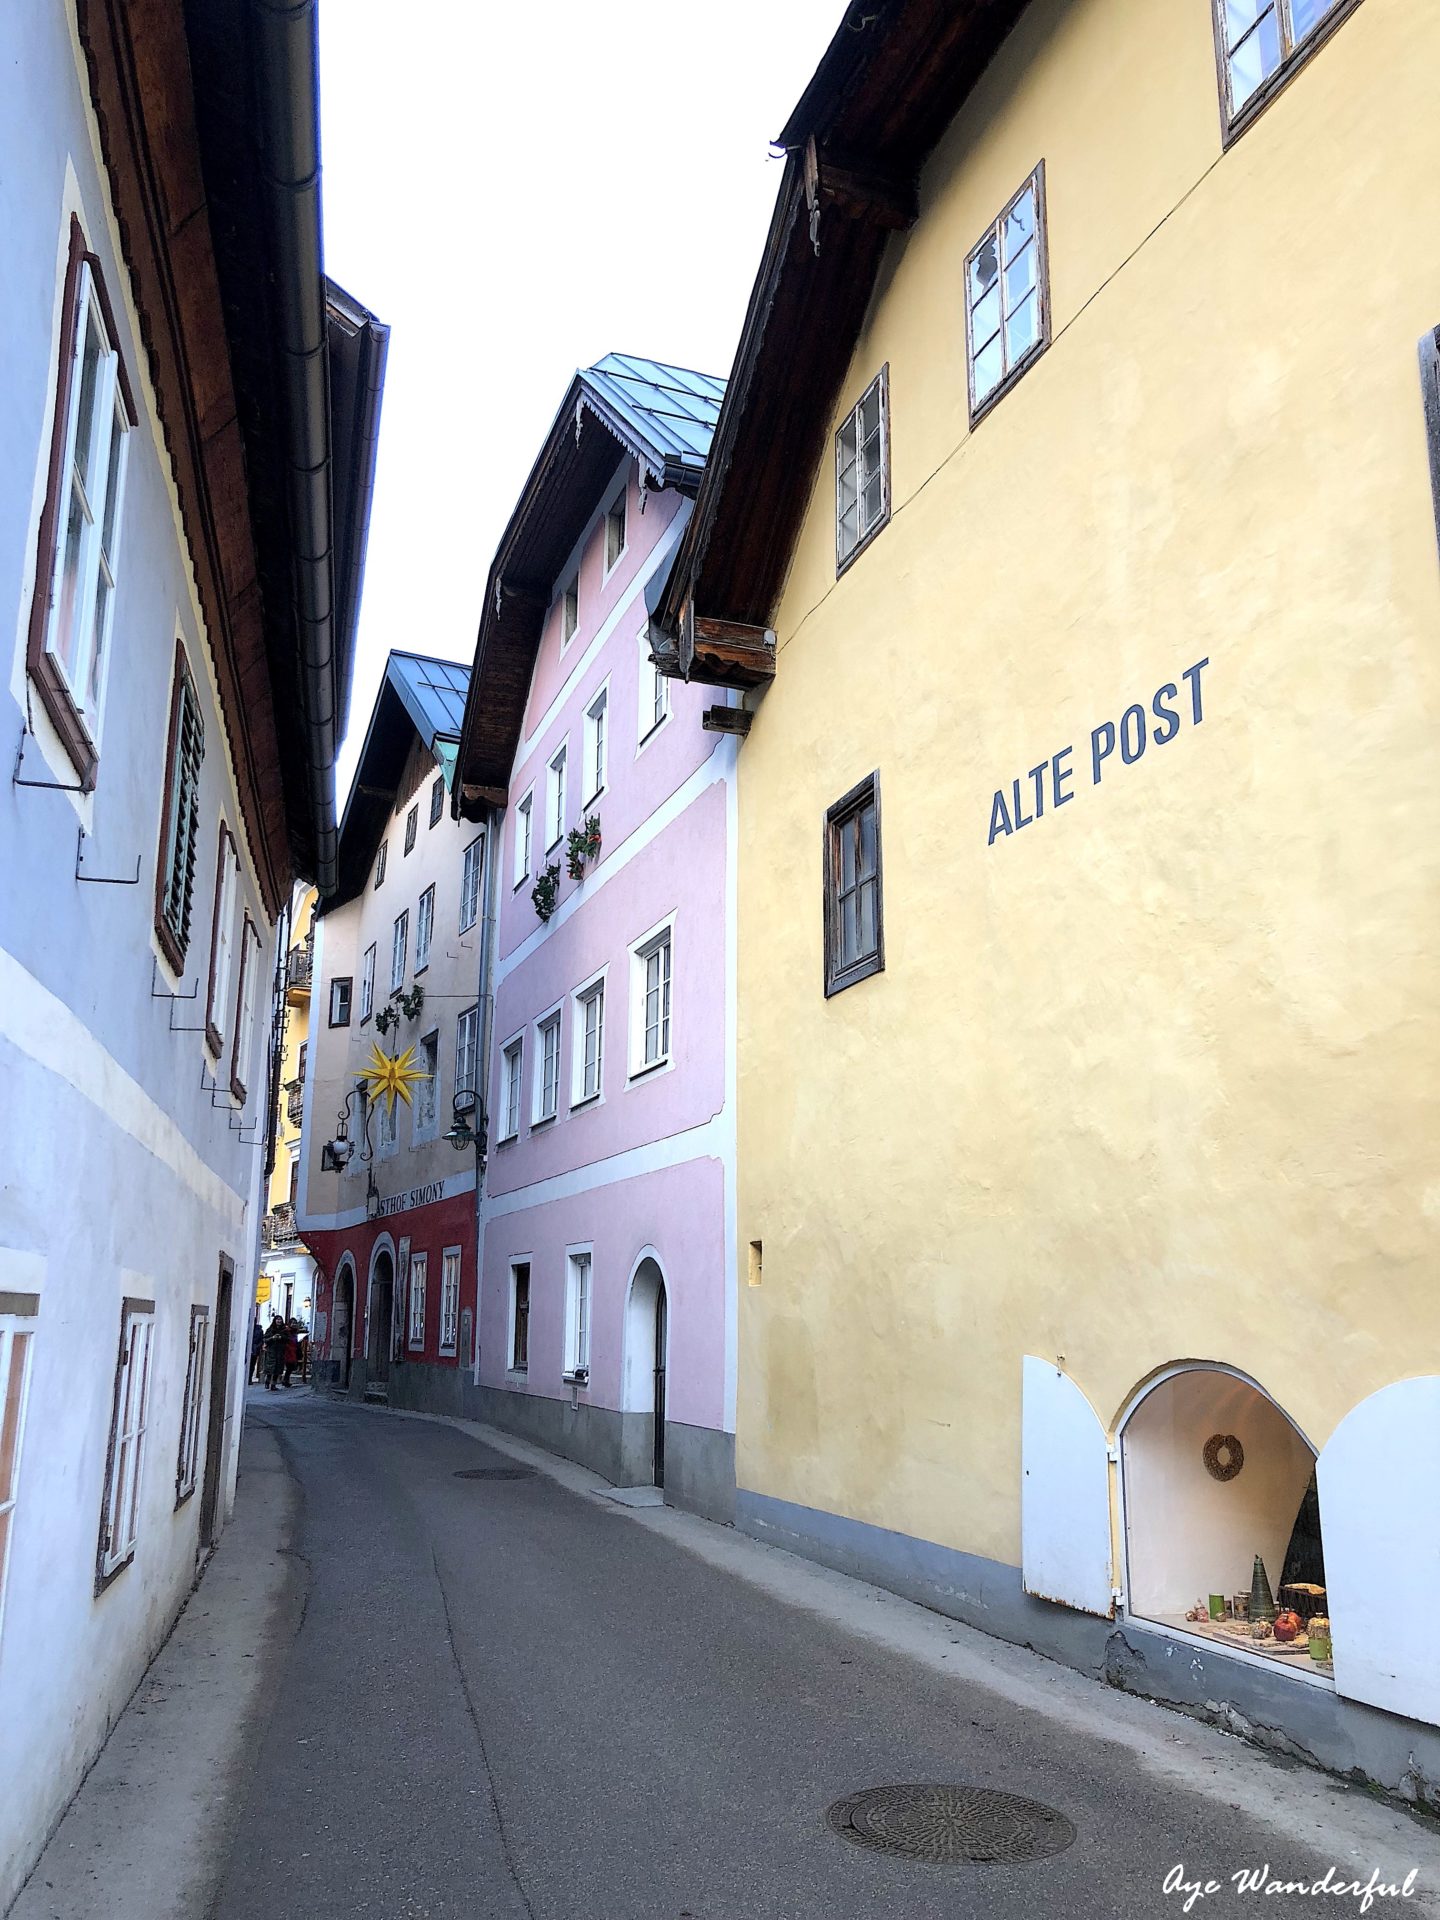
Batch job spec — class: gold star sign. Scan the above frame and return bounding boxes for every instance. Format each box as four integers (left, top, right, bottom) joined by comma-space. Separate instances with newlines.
362, 1042, 431, 1115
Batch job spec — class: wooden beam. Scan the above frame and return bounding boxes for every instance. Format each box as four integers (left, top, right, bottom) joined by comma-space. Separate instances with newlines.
804, 134, 917, 244
702, 706, 753, 736
677, 602, 776, 689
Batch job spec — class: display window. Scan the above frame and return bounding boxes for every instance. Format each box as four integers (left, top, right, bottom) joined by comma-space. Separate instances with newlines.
1120, 1366, 1331, 1675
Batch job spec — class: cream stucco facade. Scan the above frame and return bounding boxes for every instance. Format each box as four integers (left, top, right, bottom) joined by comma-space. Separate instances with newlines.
733, 0, 1440, 1784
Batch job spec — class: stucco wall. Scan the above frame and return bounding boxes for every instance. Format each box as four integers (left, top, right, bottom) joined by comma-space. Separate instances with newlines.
735, 0, 1440, 1589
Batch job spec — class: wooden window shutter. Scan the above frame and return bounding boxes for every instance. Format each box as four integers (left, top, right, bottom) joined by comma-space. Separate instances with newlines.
155, 644, 205, 970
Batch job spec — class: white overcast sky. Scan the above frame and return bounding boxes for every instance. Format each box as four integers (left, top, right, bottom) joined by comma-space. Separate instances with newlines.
318, 0, 843, 794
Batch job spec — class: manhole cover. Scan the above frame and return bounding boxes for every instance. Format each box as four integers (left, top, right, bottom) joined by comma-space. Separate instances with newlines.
452, 1467, 534, 1481
825, 1785, 1076, 1865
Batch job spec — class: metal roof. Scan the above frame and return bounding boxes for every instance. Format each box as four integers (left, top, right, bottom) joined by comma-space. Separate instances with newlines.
580, 353, 725, 485
389, 650, 471, 749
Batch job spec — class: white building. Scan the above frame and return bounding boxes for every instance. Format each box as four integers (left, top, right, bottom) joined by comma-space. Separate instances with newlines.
0, 2, 384, 1902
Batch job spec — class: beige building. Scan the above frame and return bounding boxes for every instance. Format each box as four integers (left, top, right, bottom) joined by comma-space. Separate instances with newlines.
257, 886, 319, 1335
657, 0, 1440, 1799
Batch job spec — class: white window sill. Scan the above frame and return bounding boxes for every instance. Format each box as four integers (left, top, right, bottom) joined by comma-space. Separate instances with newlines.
545, 837, 563, 856
637, 714, 669, 754
562, 1370, 590, 1388
505, 1368, 528, 1382
569, 1091, 601, 1112
628, 1055, 672, 1084
583, 785, 605, 809
531, 1111, 557, 1130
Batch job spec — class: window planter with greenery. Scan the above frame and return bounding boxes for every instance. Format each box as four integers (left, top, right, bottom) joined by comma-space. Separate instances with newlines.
375, 982, 424, 1037
532, 862, 561, 923
565, 814, 602, 882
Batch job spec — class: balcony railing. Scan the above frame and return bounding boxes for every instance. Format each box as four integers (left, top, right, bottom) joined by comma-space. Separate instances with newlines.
262, 1203, 300, 1249
285, 1081, 303, 1128
286, 937, 313, 994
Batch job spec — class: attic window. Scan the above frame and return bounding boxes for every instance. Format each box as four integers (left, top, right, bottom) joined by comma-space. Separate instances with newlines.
965, 165, 1049, 426
604, 492, 627, 575
835, 367, 890, 574
562, 577, 579, 647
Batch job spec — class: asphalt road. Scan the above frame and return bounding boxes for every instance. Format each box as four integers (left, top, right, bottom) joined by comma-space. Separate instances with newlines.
212, 1392, 1439, 1920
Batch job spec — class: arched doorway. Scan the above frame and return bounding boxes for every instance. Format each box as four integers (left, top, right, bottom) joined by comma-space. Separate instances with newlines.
333, 1260, 355, 1391
624, 1255, 668, 1488
1119, 1364, 1327, 1669
367, 1247, 394, 1391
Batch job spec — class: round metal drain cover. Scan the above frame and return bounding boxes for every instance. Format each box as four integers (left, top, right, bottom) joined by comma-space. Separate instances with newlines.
453, 1467, 534, 1480
825, 1785, 1076, 1866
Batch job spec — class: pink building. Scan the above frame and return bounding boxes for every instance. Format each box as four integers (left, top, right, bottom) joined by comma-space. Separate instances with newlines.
454, 356, 736, 1519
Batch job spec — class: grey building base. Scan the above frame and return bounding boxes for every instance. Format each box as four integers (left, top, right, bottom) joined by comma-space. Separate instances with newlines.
736, 1488, 1440, 1813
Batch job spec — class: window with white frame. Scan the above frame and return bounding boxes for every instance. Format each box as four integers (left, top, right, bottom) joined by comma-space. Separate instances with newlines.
416, 884, 435, 972
29, 224, 134, 780
513, 793, 533, 888
965, 167, 1048, 423
546, 745, 567, 850
174, 1306, 209, 1505
360, 943, 376, 1023
204, 825, 238, 1053
408, 1251, 427, 1350
584, 687, 607, 802
561, 575, 579, 647
565, 1250, 591, 1377
632, 925, 672, 1074
374, 841, 388, 889
638, 627, 668, 741
98, 1300, 154, 1584
329, 976, 352, 1027
573, 977, 604, 1106
835, 367, 890, 571
509, 1262, 530, 1371
0, 1314, 36, 1631
455, 1004, 479, 1109
391, 910, 408, 991
429, 774, 445, 828
604, 490, 627, 573
413, 1030, 439, 1138
499, 1037, 523, 1140
439, 1248, 461, 1357
1214, 0, 1351, 130
534, 1011, 561, 1123
460, 834, 483, 932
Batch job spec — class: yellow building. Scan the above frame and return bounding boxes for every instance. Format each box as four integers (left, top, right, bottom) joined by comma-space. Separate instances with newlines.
657, 0, 1440, 1798
258, 885, 319, 1332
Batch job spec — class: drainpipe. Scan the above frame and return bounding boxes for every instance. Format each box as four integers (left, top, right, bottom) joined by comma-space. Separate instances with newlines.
250, 0, 340, 894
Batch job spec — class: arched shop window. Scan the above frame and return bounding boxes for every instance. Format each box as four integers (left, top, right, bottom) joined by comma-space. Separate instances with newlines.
1119, 1365, 1330, 1674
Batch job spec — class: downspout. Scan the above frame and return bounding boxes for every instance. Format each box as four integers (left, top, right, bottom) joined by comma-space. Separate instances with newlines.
251, 0, 340, 894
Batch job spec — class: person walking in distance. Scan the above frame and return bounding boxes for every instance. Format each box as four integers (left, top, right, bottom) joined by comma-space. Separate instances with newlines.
249, 1315, 265, 1384
263, 1314, 286, 1390
281, 1319, 301, 1388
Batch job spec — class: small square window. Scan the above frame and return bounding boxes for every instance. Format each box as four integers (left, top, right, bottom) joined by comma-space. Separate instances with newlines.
965, 167, 1049, 426
835, 367, 890, 573
429, 775, 445, 828
562, 577, 579, 646
329, 976, 352, 1027
605, 492, 627, 573
404, 805, 418, 855
824, 773, 884, 996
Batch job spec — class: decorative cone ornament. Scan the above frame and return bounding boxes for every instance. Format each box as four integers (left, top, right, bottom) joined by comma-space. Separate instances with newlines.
1249, 1554, 1277, 1624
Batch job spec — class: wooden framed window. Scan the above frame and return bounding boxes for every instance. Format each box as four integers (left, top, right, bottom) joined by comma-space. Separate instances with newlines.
455, 1004, 479, 1107
408, 1250, 427, 1351
604, 490, 627, 574
439, 1248, 461, 1358
0, 1312, 36, 1637
230, 914, 260, 1102
27, 217, 135, 788
499, 1037, 523, 1140
584, 688, 607, 802
1212, 0, 1361, 139
631, 925, 673, 1074
404, 804, 419, 855
97, 1298, 154, 1588
509, 1262, 530, 1372
835, 366, 890, 573
329, 976, 352, 1027
360, 944, 376, 1023
374, 841, 387, 889
561, 576, 579, 647
174, 1305, 209, 1507
513, 793, 533, 889
154, 642, 206, 973
415, 884, 435, 972
565, 1250, 591, 1378
534, 1011, 561, 1123
204, 823, 238, 1055
546, 745, 567, 851
460, 834, 483, 932
965, 165, 1050, 427
428, 775, 444, 828
824, 773, 884, 996
391, 910, 408, 992
573, 977, 604, 1106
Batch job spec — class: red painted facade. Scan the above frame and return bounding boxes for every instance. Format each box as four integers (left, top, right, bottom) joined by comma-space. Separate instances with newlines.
306, 1188, 477, 1371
